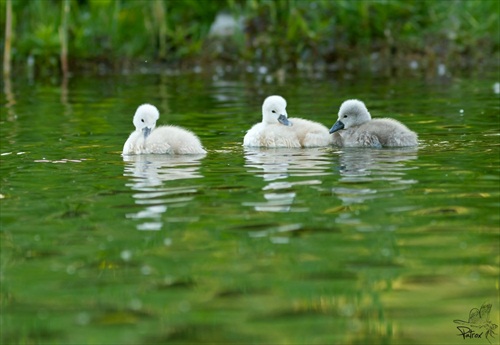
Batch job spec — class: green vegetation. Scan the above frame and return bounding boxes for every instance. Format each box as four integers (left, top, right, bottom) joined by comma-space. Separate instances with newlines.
1, 0, 499, 76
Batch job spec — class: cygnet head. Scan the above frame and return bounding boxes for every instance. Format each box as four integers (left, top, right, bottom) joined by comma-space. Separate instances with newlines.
329, 99, 371, 133
133, 104, 160, 139
262, 95, 292, 126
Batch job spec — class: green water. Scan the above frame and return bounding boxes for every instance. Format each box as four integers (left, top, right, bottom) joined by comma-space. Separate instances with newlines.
1, 72, 499, 345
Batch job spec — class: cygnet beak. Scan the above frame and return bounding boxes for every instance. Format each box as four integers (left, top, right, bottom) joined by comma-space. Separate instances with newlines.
329, 120, 344, 133
278, 114, 292, 127
142, 127, 152, 139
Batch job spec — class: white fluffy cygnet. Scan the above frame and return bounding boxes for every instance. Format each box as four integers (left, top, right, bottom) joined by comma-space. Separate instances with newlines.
243, 95, 332, 148
122, 104, 206, 155
329, 99, 418, 148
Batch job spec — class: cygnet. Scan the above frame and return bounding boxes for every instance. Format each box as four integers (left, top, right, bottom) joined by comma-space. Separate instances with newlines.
329, 99, 418, 147
243, 95, 332, 148
123, 104, 206, 155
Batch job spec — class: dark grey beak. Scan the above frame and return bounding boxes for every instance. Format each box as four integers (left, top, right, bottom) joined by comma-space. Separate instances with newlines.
278, 114, 292, 126
329, 120, 344, 133
142, 127, 152, 139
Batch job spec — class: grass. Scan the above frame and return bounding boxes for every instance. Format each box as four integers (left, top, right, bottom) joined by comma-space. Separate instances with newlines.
1, 0, 499, 76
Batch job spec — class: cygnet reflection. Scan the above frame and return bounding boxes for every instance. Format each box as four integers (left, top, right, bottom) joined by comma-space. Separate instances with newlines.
245, 147, 332, 181
333, 147, 419, 207
123, 154, 205, 230
244, 147, 331, 212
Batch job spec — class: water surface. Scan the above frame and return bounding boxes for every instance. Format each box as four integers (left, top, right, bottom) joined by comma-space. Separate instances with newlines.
1, 72, 499, 344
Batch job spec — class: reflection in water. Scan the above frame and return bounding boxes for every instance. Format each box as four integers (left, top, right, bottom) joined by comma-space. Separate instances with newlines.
3, 75, 16, 122
331, 148, 420, 326
60, 75, 71, 115
123, 154, 205, 230
338, 147, 418, 179
244, 148, 331, 212
332, 147, 419, 228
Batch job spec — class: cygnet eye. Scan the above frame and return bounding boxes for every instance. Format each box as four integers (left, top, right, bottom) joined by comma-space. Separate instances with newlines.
343, 115, 348, 118
141, 119, 145, 122
272, 110, 276, 113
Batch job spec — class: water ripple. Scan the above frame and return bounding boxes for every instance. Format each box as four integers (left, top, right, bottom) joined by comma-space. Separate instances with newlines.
123, 154, 205, 231
244, 148, 331, 212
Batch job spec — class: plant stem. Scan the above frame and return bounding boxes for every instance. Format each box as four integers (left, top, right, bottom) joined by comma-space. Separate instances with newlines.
155, 0, 168, 60
3, 0, 12, 77
60, 0, 70, 76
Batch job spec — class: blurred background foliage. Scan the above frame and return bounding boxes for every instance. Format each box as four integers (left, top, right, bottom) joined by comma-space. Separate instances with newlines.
1, 0, 499, 76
